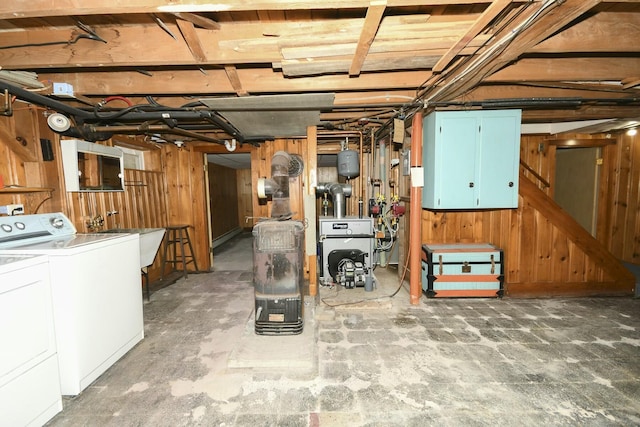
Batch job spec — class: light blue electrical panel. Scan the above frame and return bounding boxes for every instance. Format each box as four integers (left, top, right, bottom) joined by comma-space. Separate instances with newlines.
422, 109, 522, 209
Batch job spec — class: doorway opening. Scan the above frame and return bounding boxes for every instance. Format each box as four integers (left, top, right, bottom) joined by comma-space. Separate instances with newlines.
206, 152, 253, 271
554, 146, 601, 236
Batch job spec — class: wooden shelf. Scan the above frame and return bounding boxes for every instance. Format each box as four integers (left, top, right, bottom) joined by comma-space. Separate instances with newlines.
0, 187, 53, 194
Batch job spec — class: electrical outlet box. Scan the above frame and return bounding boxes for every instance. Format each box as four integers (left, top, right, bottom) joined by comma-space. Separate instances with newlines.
53, 82, 74, 97
0, 204, 24, 215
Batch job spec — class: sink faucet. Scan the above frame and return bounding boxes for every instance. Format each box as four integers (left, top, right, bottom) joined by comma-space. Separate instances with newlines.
86, 215, 105, 231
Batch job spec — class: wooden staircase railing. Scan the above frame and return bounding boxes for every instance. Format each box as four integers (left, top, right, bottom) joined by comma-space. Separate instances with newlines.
518, 171, 635, 294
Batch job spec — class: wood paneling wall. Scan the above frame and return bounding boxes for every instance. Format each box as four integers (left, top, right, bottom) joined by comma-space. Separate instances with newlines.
251, 139, 307, 223
63, 169, 168, 279
609, 132, 640, 263
236, 168, 253, 230
63, 170, 166, 232
0, 104, 65, 214
2, 108, 640, 298
0, 104, 171, 281
208, 163, 239, 239
163, 145, 209, 272
415, 131, 637, 297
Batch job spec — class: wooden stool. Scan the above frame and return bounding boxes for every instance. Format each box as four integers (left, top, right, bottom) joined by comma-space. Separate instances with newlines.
161, 225, 198, 279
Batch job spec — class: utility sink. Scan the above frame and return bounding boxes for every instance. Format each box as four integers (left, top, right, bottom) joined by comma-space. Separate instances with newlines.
100, 228, 166, 268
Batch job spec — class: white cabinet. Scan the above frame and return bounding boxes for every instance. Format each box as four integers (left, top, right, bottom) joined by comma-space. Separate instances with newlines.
0, 255, 62, 427
422, 109, 521, 209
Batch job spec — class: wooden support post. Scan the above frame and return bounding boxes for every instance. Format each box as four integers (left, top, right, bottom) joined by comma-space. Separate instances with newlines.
306, 125, 318, 296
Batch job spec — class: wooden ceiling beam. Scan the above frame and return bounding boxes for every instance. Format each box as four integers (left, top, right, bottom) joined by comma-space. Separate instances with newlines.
530, 12, 640, 53
488, 57, 640, 82
421, 0, 605, 103
33, 56, 640, 96
464, 84, 635, 101
176, 19, 208, 62
0, 15, 478, 69
349, 0, 387, 77
521, 106, 640, 122
622, 78, 640, 90
39, 69, 430, 95
1, 1, 489, 19
280, 35, 488, 60
280, 53, 439, 77
224, 66, 249, 96
171, 12, 220, 30
432, 0, 513, 74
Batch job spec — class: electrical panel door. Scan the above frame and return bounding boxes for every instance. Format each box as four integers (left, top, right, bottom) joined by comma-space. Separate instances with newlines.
476, 113, 521, 208
433, 115, 477, 208
422, 109, 521, 209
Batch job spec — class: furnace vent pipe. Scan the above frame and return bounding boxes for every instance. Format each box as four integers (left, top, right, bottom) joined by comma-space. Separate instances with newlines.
316, 182, 352, 219
257, 151, 294, 219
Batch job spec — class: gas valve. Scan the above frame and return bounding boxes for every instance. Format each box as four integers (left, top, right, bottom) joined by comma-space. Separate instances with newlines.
336, 258, 367, 289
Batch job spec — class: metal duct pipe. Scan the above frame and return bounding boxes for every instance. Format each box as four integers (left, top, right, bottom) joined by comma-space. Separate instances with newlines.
270, 151, 292, 219
316, 182, 352, 219
86, 124, 225, 144
256, 151, 295, 219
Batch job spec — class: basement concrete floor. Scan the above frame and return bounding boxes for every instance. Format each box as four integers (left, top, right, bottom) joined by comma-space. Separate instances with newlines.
46, 234, 640, 426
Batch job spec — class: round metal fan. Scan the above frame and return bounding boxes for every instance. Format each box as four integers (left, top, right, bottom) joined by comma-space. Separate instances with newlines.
288, 154, 304, 177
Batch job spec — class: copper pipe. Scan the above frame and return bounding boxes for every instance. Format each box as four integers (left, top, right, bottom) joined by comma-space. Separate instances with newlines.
409, 111, 423, 305
89, 124, 224, 144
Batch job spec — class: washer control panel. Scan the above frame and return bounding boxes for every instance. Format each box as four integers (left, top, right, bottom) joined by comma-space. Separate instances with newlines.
0, 212, 76, 248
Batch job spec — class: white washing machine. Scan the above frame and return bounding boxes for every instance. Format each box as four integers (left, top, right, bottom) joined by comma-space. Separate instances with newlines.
0, 213, 143, 396
0, 254, 62, 426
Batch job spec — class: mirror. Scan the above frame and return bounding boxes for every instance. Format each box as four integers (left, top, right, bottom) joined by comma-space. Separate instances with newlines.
61, 139, 125, 192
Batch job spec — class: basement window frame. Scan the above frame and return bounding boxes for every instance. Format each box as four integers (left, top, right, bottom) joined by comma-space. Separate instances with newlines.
118, 146, 146, 170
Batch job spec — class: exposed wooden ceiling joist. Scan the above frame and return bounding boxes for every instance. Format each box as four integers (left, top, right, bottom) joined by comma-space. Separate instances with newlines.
0, 15, 479, 69
36, 54, 640, 97
419, 0, 605, 103
224, 66, 249, 96
530, 12, 640, 53
349, 0, 387, 76
176, 19, 207, 62
488, 58, 640, 82
38, 69, 430, 95
0, 1, 491, 19
171, 12, 220, 30
0, 0, 639, 139
279, 35, 490, 60
622, 78, 640, 90
432, 0, 513, 74
279, 52, 440, 77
